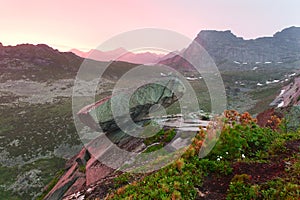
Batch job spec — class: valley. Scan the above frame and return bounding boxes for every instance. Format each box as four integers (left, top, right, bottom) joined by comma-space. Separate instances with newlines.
0, 27, 299, 199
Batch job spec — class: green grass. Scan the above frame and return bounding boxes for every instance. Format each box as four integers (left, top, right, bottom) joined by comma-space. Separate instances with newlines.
0, 97, 80, 159
36, 168, 65, 200
0, 157, 65, 200
248, 85, 282, 115
1, 59, 299, 199
144, 129, 175, 146
0, 96, 79, 199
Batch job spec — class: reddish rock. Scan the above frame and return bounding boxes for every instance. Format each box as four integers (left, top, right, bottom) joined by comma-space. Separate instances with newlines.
86, 156, 114, 186
44, 163, 84, 200
45, 79, 185, 199
64, 177, 86, 197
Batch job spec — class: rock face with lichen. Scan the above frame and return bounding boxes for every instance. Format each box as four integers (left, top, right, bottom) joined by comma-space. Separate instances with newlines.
44, 79, 185, 200
78, 79, 185, 132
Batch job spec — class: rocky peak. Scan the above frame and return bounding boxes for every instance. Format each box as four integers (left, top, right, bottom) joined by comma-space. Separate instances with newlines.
160, 26, 300, 68
274, 26, 300, 40
196, 30, 243, 44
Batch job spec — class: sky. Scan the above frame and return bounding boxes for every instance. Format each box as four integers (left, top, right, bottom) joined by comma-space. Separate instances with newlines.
1, 0, 300, 52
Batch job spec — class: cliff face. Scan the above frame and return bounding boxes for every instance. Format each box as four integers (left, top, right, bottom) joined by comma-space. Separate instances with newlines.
160, 27, 300, 70
195, 27, 300, 63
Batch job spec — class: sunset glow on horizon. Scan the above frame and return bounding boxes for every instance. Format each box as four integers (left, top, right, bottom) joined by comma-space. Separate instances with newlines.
1, 0, 300, 52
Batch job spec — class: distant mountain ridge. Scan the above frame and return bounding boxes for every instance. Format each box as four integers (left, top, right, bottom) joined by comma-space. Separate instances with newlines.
70, 48, 165, 64
0, 43, 140, 82
160, 26, 300, 70
0, 43, 83, 81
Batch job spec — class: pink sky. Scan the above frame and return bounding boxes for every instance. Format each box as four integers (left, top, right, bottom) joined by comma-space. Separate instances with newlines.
1, 0, 300, 51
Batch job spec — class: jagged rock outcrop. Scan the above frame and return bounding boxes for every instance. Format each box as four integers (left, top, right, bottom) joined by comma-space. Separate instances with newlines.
78, 79, 185, 132
44, 148, 90, 200
44, 79, 185, 200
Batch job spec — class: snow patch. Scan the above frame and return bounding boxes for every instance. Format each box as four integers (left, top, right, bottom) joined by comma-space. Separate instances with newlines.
186, 77, 198, 81
279, 90, 285, 96
277, 101, 284, 108
234, 61, 241, 64
289, 73, 296, 77
67, 192, 85, 200
266, 80, 280, 84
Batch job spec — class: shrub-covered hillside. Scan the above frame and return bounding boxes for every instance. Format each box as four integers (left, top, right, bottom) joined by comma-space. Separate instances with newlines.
88, 110, 300, 200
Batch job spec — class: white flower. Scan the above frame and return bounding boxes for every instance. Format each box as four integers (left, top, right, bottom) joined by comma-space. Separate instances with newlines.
241, 154, 245, 159
225, 152, 229, 155
217, 155, 222, 161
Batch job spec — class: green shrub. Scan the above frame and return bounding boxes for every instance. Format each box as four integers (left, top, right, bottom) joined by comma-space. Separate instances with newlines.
78, 165, 86, 173
208, 123, 278, 161
107, 111, 300, 200
259, 179, 300, 200
144, 129, 176, 146
227, 181, 258, 200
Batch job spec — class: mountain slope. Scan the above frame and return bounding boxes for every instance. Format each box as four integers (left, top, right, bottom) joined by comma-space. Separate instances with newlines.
0, 43, 82, 81
160, 26, 300, 70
